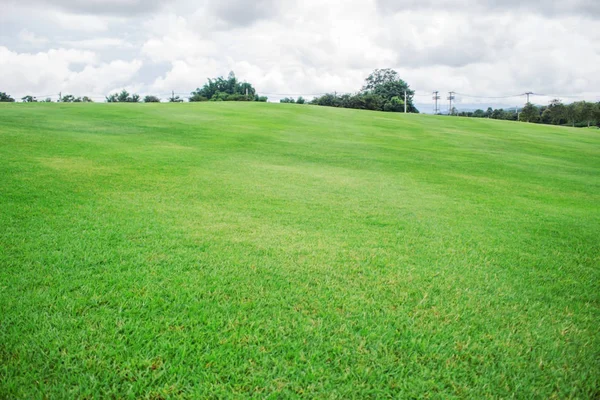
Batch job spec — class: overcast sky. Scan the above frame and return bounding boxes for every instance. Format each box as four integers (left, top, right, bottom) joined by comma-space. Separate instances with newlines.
1, 0, 599, 110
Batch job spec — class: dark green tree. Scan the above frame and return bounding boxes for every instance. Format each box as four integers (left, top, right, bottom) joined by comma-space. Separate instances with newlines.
190, 71, 258, 102
117, 90, 130, 103
144, 95, 160, 103
61, 94, 76, 102
519, 103, 539, 123
472, 109, 485, 118
106, 90, 140, 103
361, 68, 418, 113
21, 95, 37, 102
0, 92, 15, 102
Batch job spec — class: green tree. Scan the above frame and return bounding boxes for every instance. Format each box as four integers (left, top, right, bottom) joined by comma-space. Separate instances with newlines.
21, 95, 37, 102
546, 99, 566, 125
519, 103, 539, 123
106, 90, 140, 103
191, 71, 259, 102
144, 95, 160, 103
61, 94, 76, 102
362, 68, 401, 91
491, 108, 503, 119
576, 101, 595, 127
296, 96, 305, 104
564, 103, 578, 127
472, 109, 485, 118
383, 96, 404, 112
362, 69, 417, 113
0, 92, 15, 102
117, 90, 130, 103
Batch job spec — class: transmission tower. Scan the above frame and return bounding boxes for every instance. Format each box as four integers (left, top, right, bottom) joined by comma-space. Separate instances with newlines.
447, 91, 455, 115
432, 91, 440, 114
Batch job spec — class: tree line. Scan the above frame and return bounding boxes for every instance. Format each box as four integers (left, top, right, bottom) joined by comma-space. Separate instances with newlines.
309, 69, 419, 113
0, 72, 268, 104
452, 100, 600, 128
2, 69, 599, 128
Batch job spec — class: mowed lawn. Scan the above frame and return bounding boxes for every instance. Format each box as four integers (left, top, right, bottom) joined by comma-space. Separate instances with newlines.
0, 102, 599, 398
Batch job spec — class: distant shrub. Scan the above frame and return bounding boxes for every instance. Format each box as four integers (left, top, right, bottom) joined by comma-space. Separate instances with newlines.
0, 92, 15, 102
106, 90, 141, 103
144, 95, 160, 103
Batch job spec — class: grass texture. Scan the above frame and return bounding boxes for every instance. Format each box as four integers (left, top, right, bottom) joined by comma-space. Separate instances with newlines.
1, 102, 599, 398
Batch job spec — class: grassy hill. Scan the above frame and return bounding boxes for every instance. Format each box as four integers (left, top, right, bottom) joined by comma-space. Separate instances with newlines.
1, 102, 599, 398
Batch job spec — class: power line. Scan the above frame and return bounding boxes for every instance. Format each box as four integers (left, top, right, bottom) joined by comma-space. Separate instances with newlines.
454, 92, 525, 99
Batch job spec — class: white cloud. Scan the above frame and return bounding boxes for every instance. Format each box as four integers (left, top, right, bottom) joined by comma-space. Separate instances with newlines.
49, 10, 111, 32
0, 46, 141, 98
18, 29, 49, 46
60, 38, 134, 49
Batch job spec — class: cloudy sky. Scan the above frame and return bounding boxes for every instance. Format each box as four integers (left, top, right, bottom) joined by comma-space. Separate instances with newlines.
1, 0, 599, 111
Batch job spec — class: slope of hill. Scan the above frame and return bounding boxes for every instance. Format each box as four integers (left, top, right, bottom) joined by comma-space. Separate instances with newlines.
1, 102, 599, 398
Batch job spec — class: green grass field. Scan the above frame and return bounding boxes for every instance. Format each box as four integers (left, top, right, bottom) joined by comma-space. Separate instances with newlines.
1, 102, 599, 398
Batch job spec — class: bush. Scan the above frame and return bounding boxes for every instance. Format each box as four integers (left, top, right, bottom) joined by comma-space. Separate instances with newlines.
144, 95, 160, 103
0, 92, 15, 102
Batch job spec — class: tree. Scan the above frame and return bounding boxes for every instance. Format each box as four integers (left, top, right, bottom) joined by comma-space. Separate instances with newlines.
311, 93, 340, 107
189, 93, 208, 102
117, 90, 130, 103
564, 103, 578, 127
491, 108, 504, 119
60, 94, 76, 102
280, 97, 295, 103
519, 102, 539, 123
106, 90, 140, 103
576, 101, 595, 127
21, 95, 37, 102
546, 99, 566, 125
541, 108, 553, 124
0, 92, 15, 102
144, 95, 160, 103
190, 71, 259, 102
361, 69, 418, 113
81, 96, 93, 103
362, 68, 401, 91
296, 96, 305, 104
472, 109, 485, 118
362, 93, 385, 111
383, 96, 404, 112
